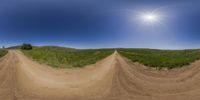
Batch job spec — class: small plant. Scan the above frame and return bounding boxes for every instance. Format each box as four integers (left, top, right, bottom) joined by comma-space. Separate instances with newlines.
0, 49, 7, 57
21, 43, 33, 50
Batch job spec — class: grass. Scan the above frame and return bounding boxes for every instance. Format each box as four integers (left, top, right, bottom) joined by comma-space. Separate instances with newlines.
22, 46, 114, 68
118, 48, 200, 69
22, 46, 200, 69
0, 49, 8, 58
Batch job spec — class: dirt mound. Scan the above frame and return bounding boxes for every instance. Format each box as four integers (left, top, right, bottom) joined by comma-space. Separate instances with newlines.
1, 50, 200, 100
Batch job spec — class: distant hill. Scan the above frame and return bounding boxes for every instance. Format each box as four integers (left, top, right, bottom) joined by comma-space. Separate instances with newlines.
6, 45, 22, 49
37, 46, 76, 51
6, 45, 76, 51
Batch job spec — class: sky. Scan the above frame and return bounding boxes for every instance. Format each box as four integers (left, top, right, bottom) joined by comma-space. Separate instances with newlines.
0, 0, 200, 49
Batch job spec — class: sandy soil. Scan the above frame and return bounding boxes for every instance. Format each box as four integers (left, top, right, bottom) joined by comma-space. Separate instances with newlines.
1, 50, 200, 100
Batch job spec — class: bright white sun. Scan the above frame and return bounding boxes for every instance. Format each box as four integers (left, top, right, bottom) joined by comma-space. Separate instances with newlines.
133, 10, 163, 26
132, 9, 167, 26
141, 13, 159, 23
144, 14, 156, 20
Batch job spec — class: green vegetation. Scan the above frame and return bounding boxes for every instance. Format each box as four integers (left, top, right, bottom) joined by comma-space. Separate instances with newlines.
0, 49, 8, 58
21, 43, 33, 50
118, 48, 200, 69
23, 46, 114, 68
22, 46, 200, 69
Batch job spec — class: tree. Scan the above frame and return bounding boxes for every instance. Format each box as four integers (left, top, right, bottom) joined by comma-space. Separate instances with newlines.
21, 43, 33, 50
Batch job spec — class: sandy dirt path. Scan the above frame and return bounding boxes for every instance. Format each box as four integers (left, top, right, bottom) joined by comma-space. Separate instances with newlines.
1, 50, 200, 100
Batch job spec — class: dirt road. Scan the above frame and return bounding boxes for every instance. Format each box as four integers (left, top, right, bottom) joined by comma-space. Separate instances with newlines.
1, 50, 200, 100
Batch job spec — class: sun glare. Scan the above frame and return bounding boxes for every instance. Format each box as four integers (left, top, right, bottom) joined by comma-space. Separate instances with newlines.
141, 13, 159, 24
144, 14, 157, 20
133, 9, 165, 26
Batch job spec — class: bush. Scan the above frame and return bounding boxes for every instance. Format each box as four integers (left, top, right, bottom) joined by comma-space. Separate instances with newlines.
21, 43, 33, 50
0, 49, 7, 57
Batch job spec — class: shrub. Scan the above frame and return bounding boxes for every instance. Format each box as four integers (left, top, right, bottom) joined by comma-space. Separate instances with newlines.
21, 43, 33, 50
0, 49, 7, 57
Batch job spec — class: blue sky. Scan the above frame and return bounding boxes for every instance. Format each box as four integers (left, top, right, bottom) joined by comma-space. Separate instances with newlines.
0, 0, 199, 49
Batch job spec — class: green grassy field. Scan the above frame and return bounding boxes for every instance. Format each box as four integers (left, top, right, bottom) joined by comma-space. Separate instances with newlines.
23, 46, 114, 68
118, 48, 200, 69
22, 46, 200, 69
0, 49, 8, 58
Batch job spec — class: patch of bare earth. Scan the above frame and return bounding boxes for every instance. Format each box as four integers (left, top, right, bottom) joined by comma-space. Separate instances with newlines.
0, 50, 200, 100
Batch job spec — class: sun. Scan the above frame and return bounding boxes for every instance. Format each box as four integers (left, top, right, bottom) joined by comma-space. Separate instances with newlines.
141, 13, 159, 24
133, 10, 164, 26
143, 14, 157, 21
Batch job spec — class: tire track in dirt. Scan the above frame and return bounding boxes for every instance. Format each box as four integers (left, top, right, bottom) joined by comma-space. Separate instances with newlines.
1, 50, 200, 100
